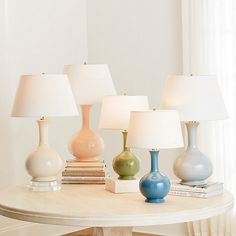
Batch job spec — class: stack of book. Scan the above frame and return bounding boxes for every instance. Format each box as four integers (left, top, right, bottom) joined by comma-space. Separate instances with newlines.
62, 159, 106, 184
169, 181, 223, 198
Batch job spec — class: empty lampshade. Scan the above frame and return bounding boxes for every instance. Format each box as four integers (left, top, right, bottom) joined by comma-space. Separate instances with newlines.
127, 110, 183, 150
160, 75, 228, 121
11, 74, 79, 117
99, 95, 149, 130
64, 64, 116, 104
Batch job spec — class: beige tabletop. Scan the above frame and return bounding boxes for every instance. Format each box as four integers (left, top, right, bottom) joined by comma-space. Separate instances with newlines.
0, 185, 233, 228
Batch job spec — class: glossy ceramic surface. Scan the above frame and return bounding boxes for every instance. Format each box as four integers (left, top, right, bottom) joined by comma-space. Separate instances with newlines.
69, 105, 104, 161
113, 131, 140, 180
173, 122, 213, 186
139, 150, 170, 203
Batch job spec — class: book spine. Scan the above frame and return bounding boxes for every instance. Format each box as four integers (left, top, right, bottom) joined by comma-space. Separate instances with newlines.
66, 163, 105, 167
62, 180, 105, 184
62, 182, 105, 185
65, 167, 105, 171
62, 171, 105, 177
62, 176, 105, 181
66, 159, 105, 163
170, 185, 223, 194
169, 190, 209, 198
170, 187, 208, 193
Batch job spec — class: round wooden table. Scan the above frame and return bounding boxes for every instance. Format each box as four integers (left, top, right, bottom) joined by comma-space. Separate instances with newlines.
0, 185, 233, 236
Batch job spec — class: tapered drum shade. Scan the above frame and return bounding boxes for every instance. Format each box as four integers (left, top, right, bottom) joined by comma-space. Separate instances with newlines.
11, 74, 78, 117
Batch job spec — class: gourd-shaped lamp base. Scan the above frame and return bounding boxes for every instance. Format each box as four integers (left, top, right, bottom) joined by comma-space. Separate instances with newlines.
26, 118, 63, 191
173, 121, 213, 186
139, 150, 170, 203
113, 130, 140, 180
69, 104, 104, 161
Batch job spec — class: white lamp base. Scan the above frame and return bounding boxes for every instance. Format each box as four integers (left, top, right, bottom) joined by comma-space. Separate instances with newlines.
29, 180, 61, 192
105, 177, 139, 193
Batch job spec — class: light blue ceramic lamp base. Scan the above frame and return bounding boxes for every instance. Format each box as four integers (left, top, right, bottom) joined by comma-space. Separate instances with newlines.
174, 121, 213, 186
139, 150, 170, 203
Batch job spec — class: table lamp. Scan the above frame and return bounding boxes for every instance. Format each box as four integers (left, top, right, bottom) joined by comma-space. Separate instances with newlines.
11, 74, 79, 191
160, 75, 228, 186
64, 64, 116, 161
126, 110, 183, 203
99, 95, 149, 180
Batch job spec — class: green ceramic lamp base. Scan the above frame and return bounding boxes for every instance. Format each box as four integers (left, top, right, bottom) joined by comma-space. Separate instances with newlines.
119, 176, 136, 180
113, 131, 140, 180
113, 150, 140, 180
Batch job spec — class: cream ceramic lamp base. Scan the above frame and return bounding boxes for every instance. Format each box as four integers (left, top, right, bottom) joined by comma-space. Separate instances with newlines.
69, 104, 104, 161
26, 118, 63, 191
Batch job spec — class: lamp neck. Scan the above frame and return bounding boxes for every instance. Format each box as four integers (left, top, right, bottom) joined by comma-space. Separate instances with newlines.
122, 130, 130, 151
81, 104, 92, 129
37, 118, 49, 147
186, 121, 199, 149
150, 150, 159, 172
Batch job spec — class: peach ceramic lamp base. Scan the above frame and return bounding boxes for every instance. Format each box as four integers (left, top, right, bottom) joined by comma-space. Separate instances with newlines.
69, 104, 104, 161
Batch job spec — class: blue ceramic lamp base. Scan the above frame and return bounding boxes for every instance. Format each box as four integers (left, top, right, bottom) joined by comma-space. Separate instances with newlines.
145, 198, 165, 203
139, 150, 170, 203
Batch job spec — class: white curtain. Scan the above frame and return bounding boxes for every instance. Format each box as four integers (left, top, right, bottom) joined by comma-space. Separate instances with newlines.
182, 0, 236, 235
186, 212, 233, 236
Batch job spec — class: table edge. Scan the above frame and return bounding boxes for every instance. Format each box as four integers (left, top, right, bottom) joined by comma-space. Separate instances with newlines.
0, 196, 233, 227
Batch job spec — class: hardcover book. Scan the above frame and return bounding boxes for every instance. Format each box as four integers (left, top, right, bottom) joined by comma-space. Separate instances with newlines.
170, 180, 223, 193
62, 159, 107, 184
62, 171, 105, 177
169, 180, 223, 198
169, 189, 223, 198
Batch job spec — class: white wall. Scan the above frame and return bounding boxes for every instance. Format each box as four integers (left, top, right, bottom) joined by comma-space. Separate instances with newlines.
0, 0, 87, 234
87, 0, 183, 181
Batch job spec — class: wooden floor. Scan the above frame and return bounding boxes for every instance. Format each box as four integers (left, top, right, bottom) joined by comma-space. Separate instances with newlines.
64, 228, 159, 236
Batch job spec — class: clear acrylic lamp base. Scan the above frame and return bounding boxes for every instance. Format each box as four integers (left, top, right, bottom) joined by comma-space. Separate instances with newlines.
28, 180, 61, 192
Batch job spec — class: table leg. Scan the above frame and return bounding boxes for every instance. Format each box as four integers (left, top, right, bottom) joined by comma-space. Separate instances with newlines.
92, 227, 133, 236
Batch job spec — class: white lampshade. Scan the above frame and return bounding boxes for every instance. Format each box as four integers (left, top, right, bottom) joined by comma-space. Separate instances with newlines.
160, 75, 228, 121
64, 64, 116, 105
11, 74, 79, 117
127, 110, 183, 150
99, 95, 149, 130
